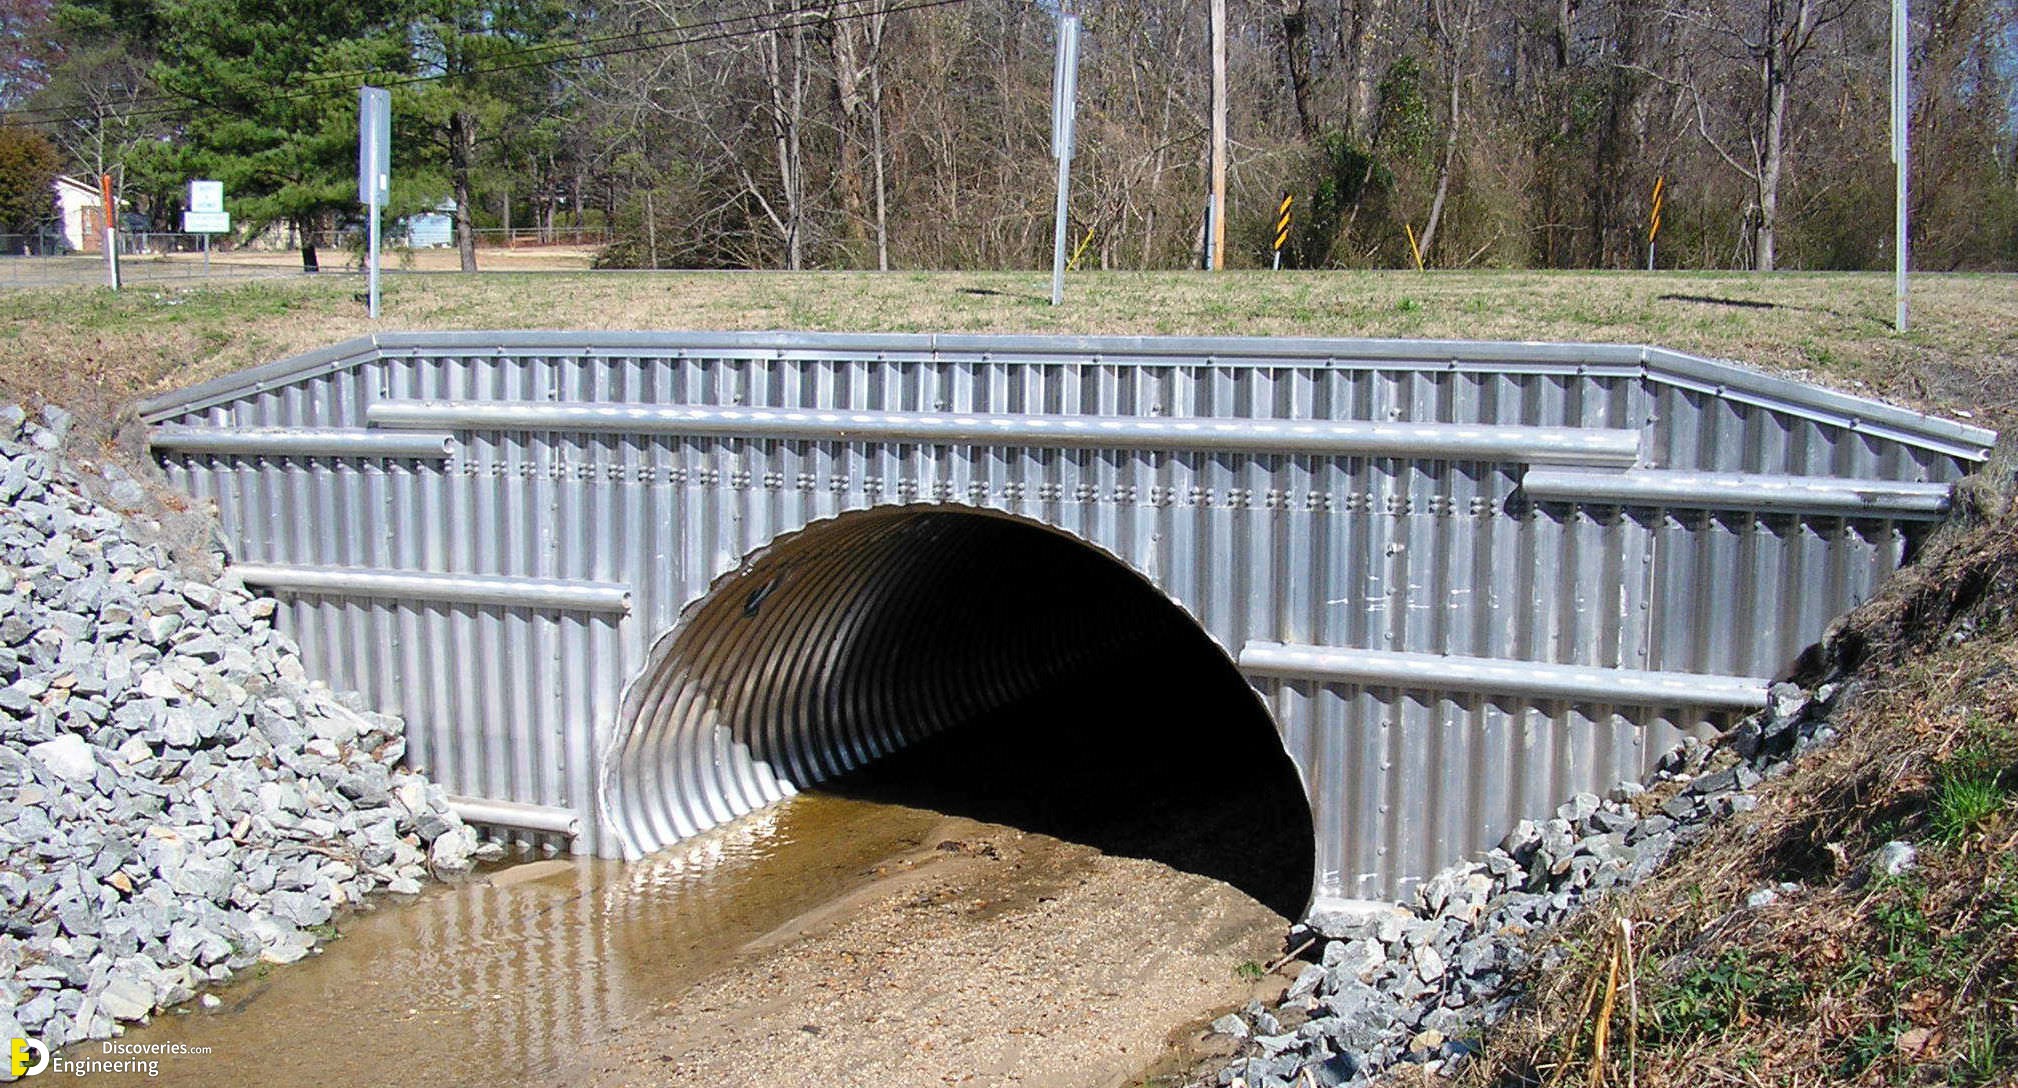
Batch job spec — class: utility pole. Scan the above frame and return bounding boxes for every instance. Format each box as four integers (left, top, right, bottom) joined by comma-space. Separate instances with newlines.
1209, 0, 1228, 271
1891, 0, 1910, 332
99, 174, 119, 291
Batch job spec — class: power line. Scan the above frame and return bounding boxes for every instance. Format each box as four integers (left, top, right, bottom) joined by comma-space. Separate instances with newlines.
4, 0, 971, 129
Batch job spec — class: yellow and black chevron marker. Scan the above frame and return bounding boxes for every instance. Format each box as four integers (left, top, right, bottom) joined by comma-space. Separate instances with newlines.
1273, 192, 1293, 270
1647, 175, 1664, 270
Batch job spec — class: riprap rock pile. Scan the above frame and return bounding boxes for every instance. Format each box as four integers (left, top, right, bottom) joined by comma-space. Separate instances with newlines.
1210, 682, 1850, 1088
0, 406, 482, 1049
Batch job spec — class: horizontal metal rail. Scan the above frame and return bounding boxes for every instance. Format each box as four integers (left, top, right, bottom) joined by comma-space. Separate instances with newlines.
231, 563, 631, 614
367, 400, 1643, 466
447, 795, 582, 837
151, 425, 455, 459
1523, 467, 1954, 519
1238, 642, 1770, 710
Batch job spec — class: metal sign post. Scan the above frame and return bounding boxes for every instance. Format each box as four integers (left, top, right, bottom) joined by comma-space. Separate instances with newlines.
358, 86, 392, 319
1048, 15, 1080, 308
1890, 0, 1909, 332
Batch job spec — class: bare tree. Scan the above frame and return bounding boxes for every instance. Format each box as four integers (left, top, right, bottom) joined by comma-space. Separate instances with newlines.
822, 0, 891, 268
1666, 0, 1854, 269
1416, 0, 1480, 261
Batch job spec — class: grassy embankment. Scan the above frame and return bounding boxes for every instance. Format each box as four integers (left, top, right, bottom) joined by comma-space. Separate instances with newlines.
1461, 490, 2018, 1087
0, 268, 2010, 430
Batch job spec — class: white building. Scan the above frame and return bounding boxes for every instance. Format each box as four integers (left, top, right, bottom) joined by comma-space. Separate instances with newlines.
54, 176, 108, 252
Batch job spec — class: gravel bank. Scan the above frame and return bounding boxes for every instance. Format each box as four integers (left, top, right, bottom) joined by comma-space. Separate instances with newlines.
1205, 681, 1859, 1088
0, 406, 477, 1055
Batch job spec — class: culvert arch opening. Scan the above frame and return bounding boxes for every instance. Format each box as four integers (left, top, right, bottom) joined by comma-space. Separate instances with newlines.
602, 506, 1318, 918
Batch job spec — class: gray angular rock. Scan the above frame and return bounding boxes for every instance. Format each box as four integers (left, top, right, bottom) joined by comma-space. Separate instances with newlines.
1211, 1013, 1250, 1040
27, 734, 94, 781
1874, 840, 1917, 878
95, 974, 155, 1021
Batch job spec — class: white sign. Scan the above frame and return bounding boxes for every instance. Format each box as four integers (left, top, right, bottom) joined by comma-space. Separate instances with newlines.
182, 211, 230, 233
189, 180, 224, 215
358, 86, 391, 205
1050, 16, 1080, 161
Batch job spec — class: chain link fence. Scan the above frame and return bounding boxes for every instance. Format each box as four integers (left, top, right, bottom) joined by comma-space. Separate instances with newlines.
1, 225, 610, 288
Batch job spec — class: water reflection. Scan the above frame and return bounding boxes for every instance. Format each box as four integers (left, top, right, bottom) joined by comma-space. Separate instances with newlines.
105, 795, 948, 1087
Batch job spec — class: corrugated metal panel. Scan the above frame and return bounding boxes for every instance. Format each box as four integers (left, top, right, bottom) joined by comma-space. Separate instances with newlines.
144, 333, 1996, 907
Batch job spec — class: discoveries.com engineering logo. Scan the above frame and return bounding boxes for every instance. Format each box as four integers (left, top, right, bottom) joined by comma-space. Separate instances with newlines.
10, 1037, 49, 1077
12, 1037, 202, 1078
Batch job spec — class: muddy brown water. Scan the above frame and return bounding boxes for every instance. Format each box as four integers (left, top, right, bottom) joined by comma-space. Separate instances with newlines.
98, 795, 956, 1085
95, 795, 1291, 1088
93, 659, 1314, 1086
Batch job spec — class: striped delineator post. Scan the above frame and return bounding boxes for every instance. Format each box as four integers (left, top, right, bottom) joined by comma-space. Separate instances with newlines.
1273, 192, 1293, 270
1647, 175, 1664, 271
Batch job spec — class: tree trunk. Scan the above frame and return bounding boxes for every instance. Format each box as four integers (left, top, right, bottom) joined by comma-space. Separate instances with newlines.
1419, 101, 1458, 262
867, 3, 890, 271
450, 110, 480, 273
1418, 0, 1471, 264
870, 76, 890, 270
644, 189, 659, 269
1280, 0, 1318, 141
296, 215, 318, 273
827, 4, 872, 263
762, 11, 808, 270
1345, 0, 1385, 141
1755, 51, 1787, 272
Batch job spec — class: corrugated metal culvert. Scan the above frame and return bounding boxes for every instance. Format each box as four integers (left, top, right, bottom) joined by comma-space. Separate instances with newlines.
140, 332, 1997, 914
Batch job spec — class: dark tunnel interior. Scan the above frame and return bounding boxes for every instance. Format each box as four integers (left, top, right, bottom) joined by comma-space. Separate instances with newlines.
719, 506, 1317, 919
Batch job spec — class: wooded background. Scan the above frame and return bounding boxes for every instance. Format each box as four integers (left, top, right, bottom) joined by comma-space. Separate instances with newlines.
3, 0, 2015, 271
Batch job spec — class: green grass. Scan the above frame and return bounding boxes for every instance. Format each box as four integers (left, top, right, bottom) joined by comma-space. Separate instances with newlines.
1929, 731, 2014, 845
1649, 948, 1807, 1042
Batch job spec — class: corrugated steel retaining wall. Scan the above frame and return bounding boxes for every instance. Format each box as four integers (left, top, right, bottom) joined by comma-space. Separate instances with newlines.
139, 332, 1997, 910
